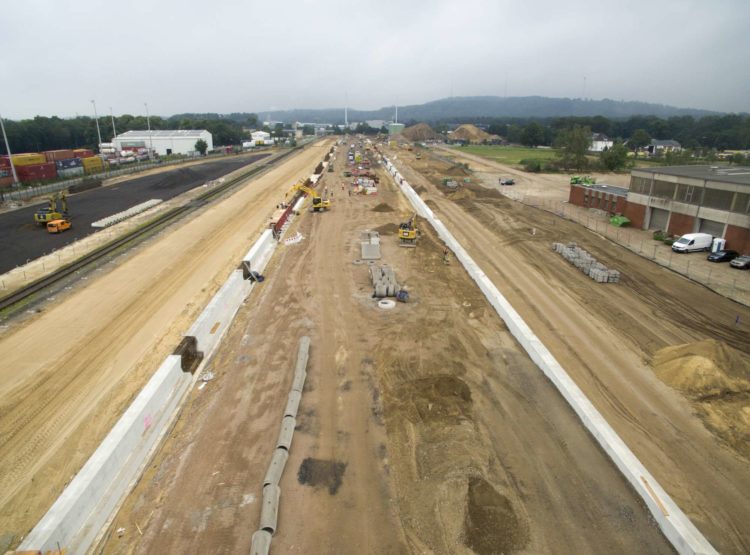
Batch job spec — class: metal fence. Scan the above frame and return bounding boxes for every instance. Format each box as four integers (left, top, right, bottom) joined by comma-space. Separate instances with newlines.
501, 189, 750, 307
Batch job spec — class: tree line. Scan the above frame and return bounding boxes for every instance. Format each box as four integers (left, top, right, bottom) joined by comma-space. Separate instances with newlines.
0, 113, 258, 155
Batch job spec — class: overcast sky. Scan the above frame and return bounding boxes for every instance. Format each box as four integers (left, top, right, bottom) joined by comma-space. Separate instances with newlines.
1, 0, 748, 119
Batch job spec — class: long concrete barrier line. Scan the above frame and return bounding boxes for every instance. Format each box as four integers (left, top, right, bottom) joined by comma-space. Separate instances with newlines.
382, 156, 716, 555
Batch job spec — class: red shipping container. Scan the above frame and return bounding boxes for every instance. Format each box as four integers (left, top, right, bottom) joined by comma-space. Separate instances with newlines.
0, 176, 14, 188
0, 156, 9, 168
73, 149, 95, 158
44, 149, 75, 162
16, 162, 57, 183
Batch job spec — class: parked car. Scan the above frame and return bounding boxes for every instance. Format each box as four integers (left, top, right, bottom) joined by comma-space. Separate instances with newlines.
729, 254, 750, 269
499, 178, 515, 185
706, 250, 739, 262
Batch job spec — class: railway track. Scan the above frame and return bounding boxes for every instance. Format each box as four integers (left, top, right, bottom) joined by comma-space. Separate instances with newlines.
0, 147, 301, 314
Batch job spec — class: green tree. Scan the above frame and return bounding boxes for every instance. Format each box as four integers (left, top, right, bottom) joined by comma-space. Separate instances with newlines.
629, 128, 651, 157
520, 122, 545, 147
272, 123, 285, 138
599, 142, 629, 170
730, 152, 746, 165
555, 125, 591, 170
195, 139, 208, 155
302, 125, 315, 136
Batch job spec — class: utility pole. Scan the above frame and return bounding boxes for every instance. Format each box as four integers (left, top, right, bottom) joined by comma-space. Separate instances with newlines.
0, 113, 19, 185
91, 100, 103, 152
109, 107, 117, 141
144, 102, 154, 160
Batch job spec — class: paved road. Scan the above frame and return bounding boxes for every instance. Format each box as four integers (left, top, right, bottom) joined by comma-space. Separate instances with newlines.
0, 154, 268, 274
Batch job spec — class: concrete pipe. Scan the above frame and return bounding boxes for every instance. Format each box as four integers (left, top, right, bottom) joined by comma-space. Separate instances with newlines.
284, 390, 302, 418
263, 447, 289, 487
260, 484, 281, 534
296, 336, 310, 375
277, 415, 296, 451
291, 370, 307, 393
250, 529, 272, 555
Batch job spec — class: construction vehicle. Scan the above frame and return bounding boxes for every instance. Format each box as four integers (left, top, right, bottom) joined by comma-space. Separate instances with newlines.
47, 218, 72, 234
398, 213, 418, 247
286, 181, 331, 212
34, 192, 68, 226
570, 175, 596, 185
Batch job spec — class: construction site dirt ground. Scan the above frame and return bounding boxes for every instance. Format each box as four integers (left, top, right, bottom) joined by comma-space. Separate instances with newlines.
0, 141, 332, 551
102, 154, 673, 554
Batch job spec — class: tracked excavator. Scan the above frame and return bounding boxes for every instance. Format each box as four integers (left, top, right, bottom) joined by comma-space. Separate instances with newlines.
34, 192, 69, 226
398, 213, 418, 247
286, 180, 331, 212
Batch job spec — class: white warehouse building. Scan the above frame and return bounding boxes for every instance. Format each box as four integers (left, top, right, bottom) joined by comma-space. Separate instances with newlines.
113, 130, 213, 156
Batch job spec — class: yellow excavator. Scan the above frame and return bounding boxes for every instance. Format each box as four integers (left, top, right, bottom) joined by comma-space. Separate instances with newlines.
286, 180, 331, 212
34, 192, 68, 226
398, 213, 418, 247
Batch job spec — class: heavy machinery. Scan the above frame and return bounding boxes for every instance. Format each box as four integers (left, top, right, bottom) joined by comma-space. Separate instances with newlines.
34, 192, 68, 226
286, 181, 331, 212
570, 175, 596, 185
398, 213, 418, 247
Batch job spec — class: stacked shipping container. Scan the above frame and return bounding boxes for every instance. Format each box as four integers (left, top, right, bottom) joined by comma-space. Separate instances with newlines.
0, 146, 106, 186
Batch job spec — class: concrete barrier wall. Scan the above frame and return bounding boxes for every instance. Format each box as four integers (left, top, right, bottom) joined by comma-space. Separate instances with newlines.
20, 225, 282, 555
383, 157, 716, 555
20, 356, 191, 554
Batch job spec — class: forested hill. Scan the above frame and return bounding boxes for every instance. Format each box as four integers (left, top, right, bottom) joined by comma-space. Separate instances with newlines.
238, 96, 722, 124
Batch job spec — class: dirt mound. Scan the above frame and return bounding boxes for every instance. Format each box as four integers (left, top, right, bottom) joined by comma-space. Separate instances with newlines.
464, 477, 529, 554
372, 203, 395, 213
297, 458, 347, 495
450, 124, 498, 144
447, 188, 476, 201
403, 123, 442, 142
653, 339, 750, 457
392, 375, 472, 425
373, 223, 399, 235
653, 339, 750, 398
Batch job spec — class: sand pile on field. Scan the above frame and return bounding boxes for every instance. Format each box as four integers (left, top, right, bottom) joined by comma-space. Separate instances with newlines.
653, 339, 750, 398
372, 203, 394, 213
653, 339, 750, 457
450, 124, 497, 143
402, 123, 442, 142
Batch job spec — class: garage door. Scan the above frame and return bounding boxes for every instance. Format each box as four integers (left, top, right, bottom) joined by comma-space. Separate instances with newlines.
648, 208, 669, 230
698, 218, 725, 237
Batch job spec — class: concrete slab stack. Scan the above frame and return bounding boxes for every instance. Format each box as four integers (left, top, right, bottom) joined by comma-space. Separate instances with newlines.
370, 265, 399, 297
552, 242, 621, 284
360, 230, 381, 260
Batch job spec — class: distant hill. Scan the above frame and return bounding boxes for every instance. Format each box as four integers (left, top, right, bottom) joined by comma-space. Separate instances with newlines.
229, 96, 721, 125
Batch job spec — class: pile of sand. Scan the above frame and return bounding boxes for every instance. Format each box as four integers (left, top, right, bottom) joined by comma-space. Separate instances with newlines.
372, 203, 395, 213
652, 339, 750, 399
450, 124, 498, 143
402, 123, 443, 142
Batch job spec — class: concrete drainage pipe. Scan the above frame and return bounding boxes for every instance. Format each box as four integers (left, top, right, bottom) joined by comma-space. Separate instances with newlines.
378, 300, 396, 310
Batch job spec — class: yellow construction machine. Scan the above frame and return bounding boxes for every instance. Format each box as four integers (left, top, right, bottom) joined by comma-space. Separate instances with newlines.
398, 213, 418, 247
34, 192, 68, 226
286, 181, 331, 212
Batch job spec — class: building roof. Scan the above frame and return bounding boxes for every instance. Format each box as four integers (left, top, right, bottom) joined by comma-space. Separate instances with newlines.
650, 139, 681, 147
633, 165, 750, 186
115, 130, 209, 139
573, 182, 629, 196
592, 133, 611, 141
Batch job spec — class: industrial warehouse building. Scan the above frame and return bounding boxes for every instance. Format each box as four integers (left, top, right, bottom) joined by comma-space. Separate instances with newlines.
568, 165, 750, 252
623, 166, 750, 251
113, 130, 213, 156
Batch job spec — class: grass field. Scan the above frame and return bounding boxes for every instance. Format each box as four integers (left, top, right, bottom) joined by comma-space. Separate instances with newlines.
451, 145, 560, 165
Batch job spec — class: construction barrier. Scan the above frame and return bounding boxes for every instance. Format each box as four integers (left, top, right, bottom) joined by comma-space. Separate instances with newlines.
19, 356, 191, 553
382, 157, 716, 555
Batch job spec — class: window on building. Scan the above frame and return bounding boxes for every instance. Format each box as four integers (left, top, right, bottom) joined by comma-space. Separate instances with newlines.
629, 176, 651, 194
675, 184, 700, 205
652, 180, 676, 199
702, 188, 734, 211
731, 192, 750, 214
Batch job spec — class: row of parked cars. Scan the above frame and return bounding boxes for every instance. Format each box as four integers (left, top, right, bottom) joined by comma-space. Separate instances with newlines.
671, 232, 749, 269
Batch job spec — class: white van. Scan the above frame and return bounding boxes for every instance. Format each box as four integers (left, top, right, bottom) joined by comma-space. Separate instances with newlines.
671, 233, 713, 253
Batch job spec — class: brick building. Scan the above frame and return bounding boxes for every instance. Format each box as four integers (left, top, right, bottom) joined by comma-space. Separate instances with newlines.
568, 183, 629, 215
624, 166, 750, 252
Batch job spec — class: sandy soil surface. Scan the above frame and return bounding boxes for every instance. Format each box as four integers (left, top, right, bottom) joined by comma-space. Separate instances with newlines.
102, 148, 670, 554
388, 147, 750, 553
0, 140, 332, 548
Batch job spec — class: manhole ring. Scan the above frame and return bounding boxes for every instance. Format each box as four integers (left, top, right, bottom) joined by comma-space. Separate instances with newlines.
378, 300, 396, 310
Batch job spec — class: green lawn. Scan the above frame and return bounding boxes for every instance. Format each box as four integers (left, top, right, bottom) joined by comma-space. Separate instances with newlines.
451, 145, 560, 165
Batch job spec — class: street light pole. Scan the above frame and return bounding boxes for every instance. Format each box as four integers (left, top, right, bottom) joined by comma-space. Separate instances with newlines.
0, 113, 19, 185
109, 107, 117, 141
91, 100, 103, 153
144, 102, 153, 160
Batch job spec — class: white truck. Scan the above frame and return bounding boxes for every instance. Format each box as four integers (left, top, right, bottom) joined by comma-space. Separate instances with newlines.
671, 233, 713, 253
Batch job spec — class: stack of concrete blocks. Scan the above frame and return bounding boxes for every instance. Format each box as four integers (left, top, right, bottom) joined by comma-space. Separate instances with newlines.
384, 154, 713, 554
552, 242, 621, 284
360, 230, 381, 260
251, 337, 310, 555
370, 265, 399, 298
